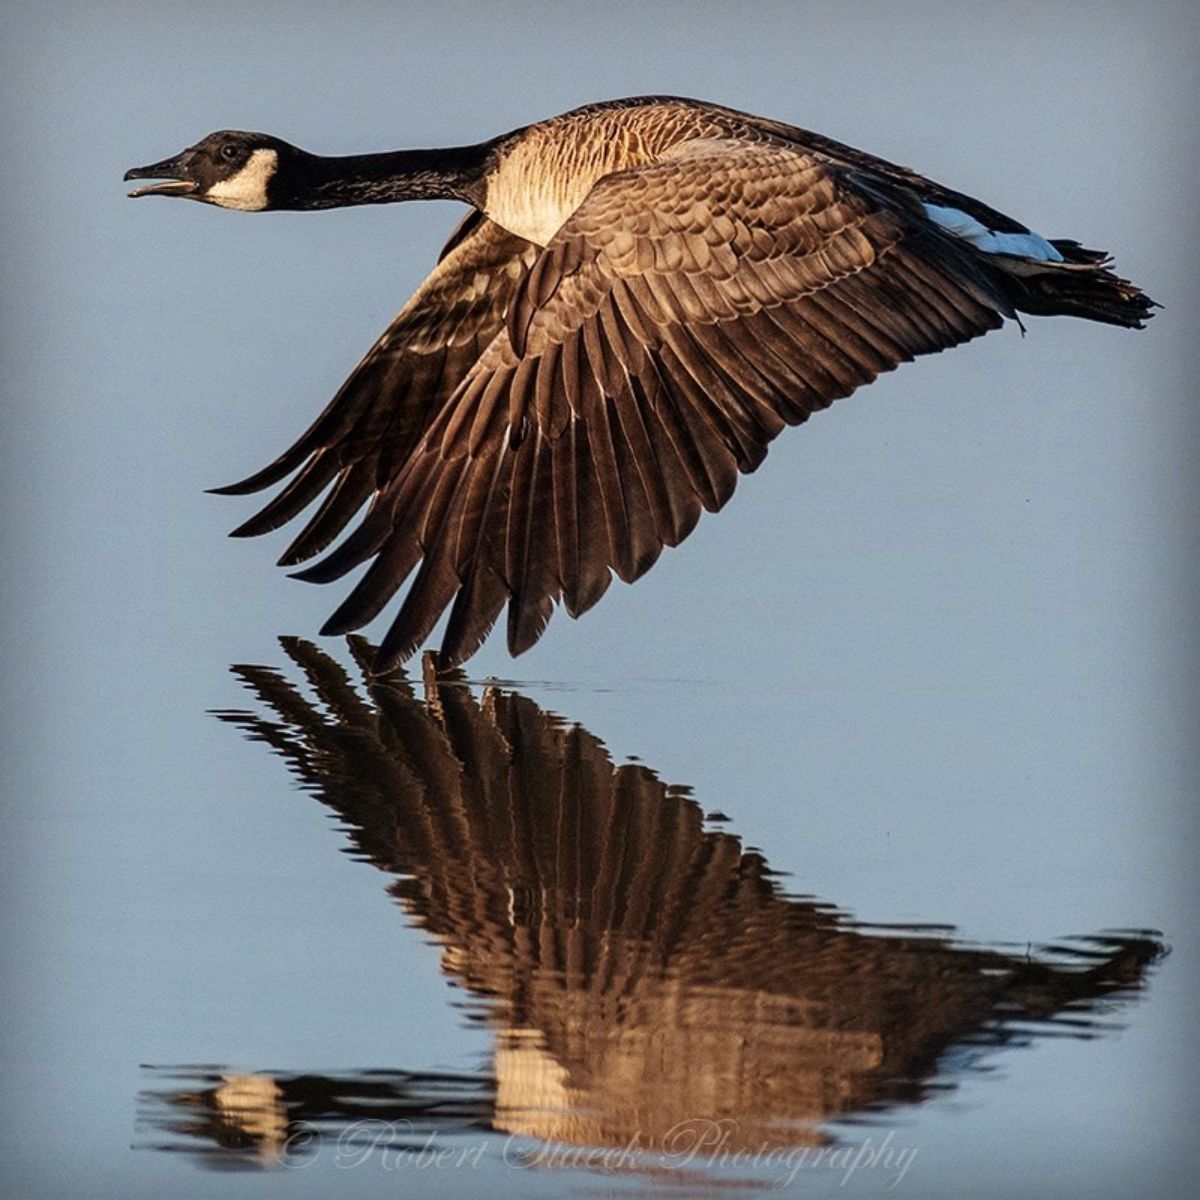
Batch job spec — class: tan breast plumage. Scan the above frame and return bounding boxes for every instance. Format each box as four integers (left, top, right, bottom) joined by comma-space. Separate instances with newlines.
482, 102, 725, 246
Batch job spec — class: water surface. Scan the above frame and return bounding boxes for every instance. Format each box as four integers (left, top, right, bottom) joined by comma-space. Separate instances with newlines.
127, 639, 1167, 1195
4, 5, 1197, 1197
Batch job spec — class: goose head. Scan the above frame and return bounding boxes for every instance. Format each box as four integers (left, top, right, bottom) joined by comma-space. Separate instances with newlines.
124, 132, 297, 211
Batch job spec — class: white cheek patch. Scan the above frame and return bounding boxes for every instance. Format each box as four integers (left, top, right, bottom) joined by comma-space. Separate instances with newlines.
205, 148, 279, 211
922, 202, 1064, 262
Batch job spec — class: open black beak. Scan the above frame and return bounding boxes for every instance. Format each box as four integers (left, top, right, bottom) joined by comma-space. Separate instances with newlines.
124, 153, 198, 198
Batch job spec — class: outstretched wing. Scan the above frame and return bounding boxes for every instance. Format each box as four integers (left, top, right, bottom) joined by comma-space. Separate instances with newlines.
213, 212, 539, 566
295, 138, 1015, 669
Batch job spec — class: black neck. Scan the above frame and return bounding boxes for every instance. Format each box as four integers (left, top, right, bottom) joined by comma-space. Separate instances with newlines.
279, 142, 494, 211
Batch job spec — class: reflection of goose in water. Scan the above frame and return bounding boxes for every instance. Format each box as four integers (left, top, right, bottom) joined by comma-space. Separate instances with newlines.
139, 638, 1162, 1167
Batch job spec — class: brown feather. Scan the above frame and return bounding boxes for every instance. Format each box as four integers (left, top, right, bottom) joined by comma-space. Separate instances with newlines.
507, 435, 560, 654
278, 459, 376, 566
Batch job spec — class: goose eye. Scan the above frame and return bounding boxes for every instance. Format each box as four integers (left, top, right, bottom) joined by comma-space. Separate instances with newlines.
220, 144, 241, 162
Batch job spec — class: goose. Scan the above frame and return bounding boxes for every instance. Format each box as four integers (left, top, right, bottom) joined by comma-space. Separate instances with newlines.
125, 96, 1156, 671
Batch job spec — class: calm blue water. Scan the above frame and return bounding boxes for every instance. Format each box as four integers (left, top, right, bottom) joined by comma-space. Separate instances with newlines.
3, 4, 1196, 1197
127, 643, 1169, 1197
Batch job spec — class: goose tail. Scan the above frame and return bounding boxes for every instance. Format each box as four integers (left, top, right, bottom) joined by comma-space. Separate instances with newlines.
1001, 241, 1159, 329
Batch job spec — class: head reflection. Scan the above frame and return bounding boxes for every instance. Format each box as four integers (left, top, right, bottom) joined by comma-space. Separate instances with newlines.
140, 638, 1162, 1168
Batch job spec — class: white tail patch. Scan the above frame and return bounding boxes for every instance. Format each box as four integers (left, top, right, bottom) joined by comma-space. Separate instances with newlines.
922, 202, 1063, 262
205, 148, 279, 212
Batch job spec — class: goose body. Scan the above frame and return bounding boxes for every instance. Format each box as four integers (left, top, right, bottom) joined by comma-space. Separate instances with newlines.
125, 96, 1155, 670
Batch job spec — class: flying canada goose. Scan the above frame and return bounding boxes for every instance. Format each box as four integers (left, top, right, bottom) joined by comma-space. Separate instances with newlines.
125, 96, 1156, 671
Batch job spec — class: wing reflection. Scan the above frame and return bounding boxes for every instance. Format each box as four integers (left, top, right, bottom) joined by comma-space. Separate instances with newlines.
139, 637, 1163, 1168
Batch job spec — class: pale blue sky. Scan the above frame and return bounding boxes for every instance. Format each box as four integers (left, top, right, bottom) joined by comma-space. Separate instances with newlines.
2, 2, 1197, 1197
